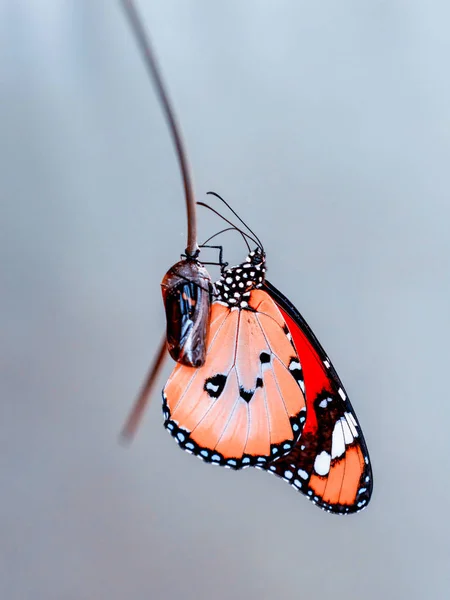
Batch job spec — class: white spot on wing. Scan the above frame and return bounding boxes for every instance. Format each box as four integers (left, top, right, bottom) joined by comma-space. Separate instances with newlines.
345, 412, 358, 438
206, 382, 219, 393
338, 388, 346, 401
341, 417, 353, 444
298, 469, 309, 480
331, 420, 346, 458
318, 397, 332, 409
314, 451, 331, 476
348, 412, 358, 428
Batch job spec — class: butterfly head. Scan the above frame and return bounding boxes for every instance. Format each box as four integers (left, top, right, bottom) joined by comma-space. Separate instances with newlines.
215, 248, 266, 308
247, 247, 265, 266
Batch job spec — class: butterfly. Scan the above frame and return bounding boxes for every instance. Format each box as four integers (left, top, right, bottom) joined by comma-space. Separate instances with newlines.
162, 208, 373, 515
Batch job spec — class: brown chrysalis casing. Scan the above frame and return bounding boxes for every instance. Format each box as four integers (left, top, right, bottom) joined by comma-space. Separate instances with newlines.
161, 258, 212, 367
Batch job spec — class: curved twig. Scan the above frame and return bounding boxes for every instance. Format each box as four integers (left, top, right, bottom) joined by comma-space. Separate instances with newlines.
121, 0, 198, 257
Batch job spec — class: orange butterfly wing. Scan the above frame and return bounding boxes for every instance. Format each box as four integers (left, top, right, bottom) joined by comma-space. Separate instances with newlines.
262, 281, 373, 514
163, 291, 307, 467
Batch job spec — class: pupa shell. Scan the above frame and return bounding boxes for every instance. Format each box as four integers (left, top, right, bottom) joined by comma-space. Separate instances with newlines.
161, 258, 212, 367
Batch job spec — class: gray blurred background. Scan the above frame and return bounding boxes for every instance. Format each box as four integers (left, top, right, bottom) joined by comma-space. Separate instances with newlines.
2, 1, 450, 598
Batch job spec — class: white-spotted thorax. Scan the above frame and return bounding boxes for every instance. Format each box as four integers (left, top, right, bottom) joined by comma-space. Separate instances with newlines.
215, 248, 266, 309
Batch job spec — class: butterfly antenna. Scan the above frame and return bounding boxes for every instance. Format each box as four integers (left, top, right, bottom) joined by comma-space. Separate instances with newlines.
206, 191, 264, 252
121, 0, 198, 257
201, 227, 251, 253
197, 202, 261, 250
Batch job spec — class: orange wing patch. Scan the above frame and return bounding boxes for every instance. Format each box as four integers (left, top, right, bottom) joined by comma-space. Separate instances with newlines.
163, 291, 306, 468
308, 445, 366, 506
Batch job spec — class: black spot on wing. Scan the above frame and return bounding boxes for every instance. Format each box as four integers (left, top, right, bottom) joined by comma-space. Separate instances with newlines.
239, 387, 254, 403
204, 373, 227, 399
259, 352, 271, 364
239, 377, 263, 403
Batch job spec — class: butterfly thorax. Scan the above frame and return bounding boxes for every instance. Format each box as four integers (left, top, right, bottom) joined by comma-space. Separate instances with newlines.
215, 249, 266, 309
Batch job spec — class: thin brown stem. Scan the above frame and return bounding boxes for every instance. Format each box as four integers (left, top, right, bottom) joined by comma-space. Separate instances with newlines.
120, 0, 198, 257
120, 335, 167, 442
